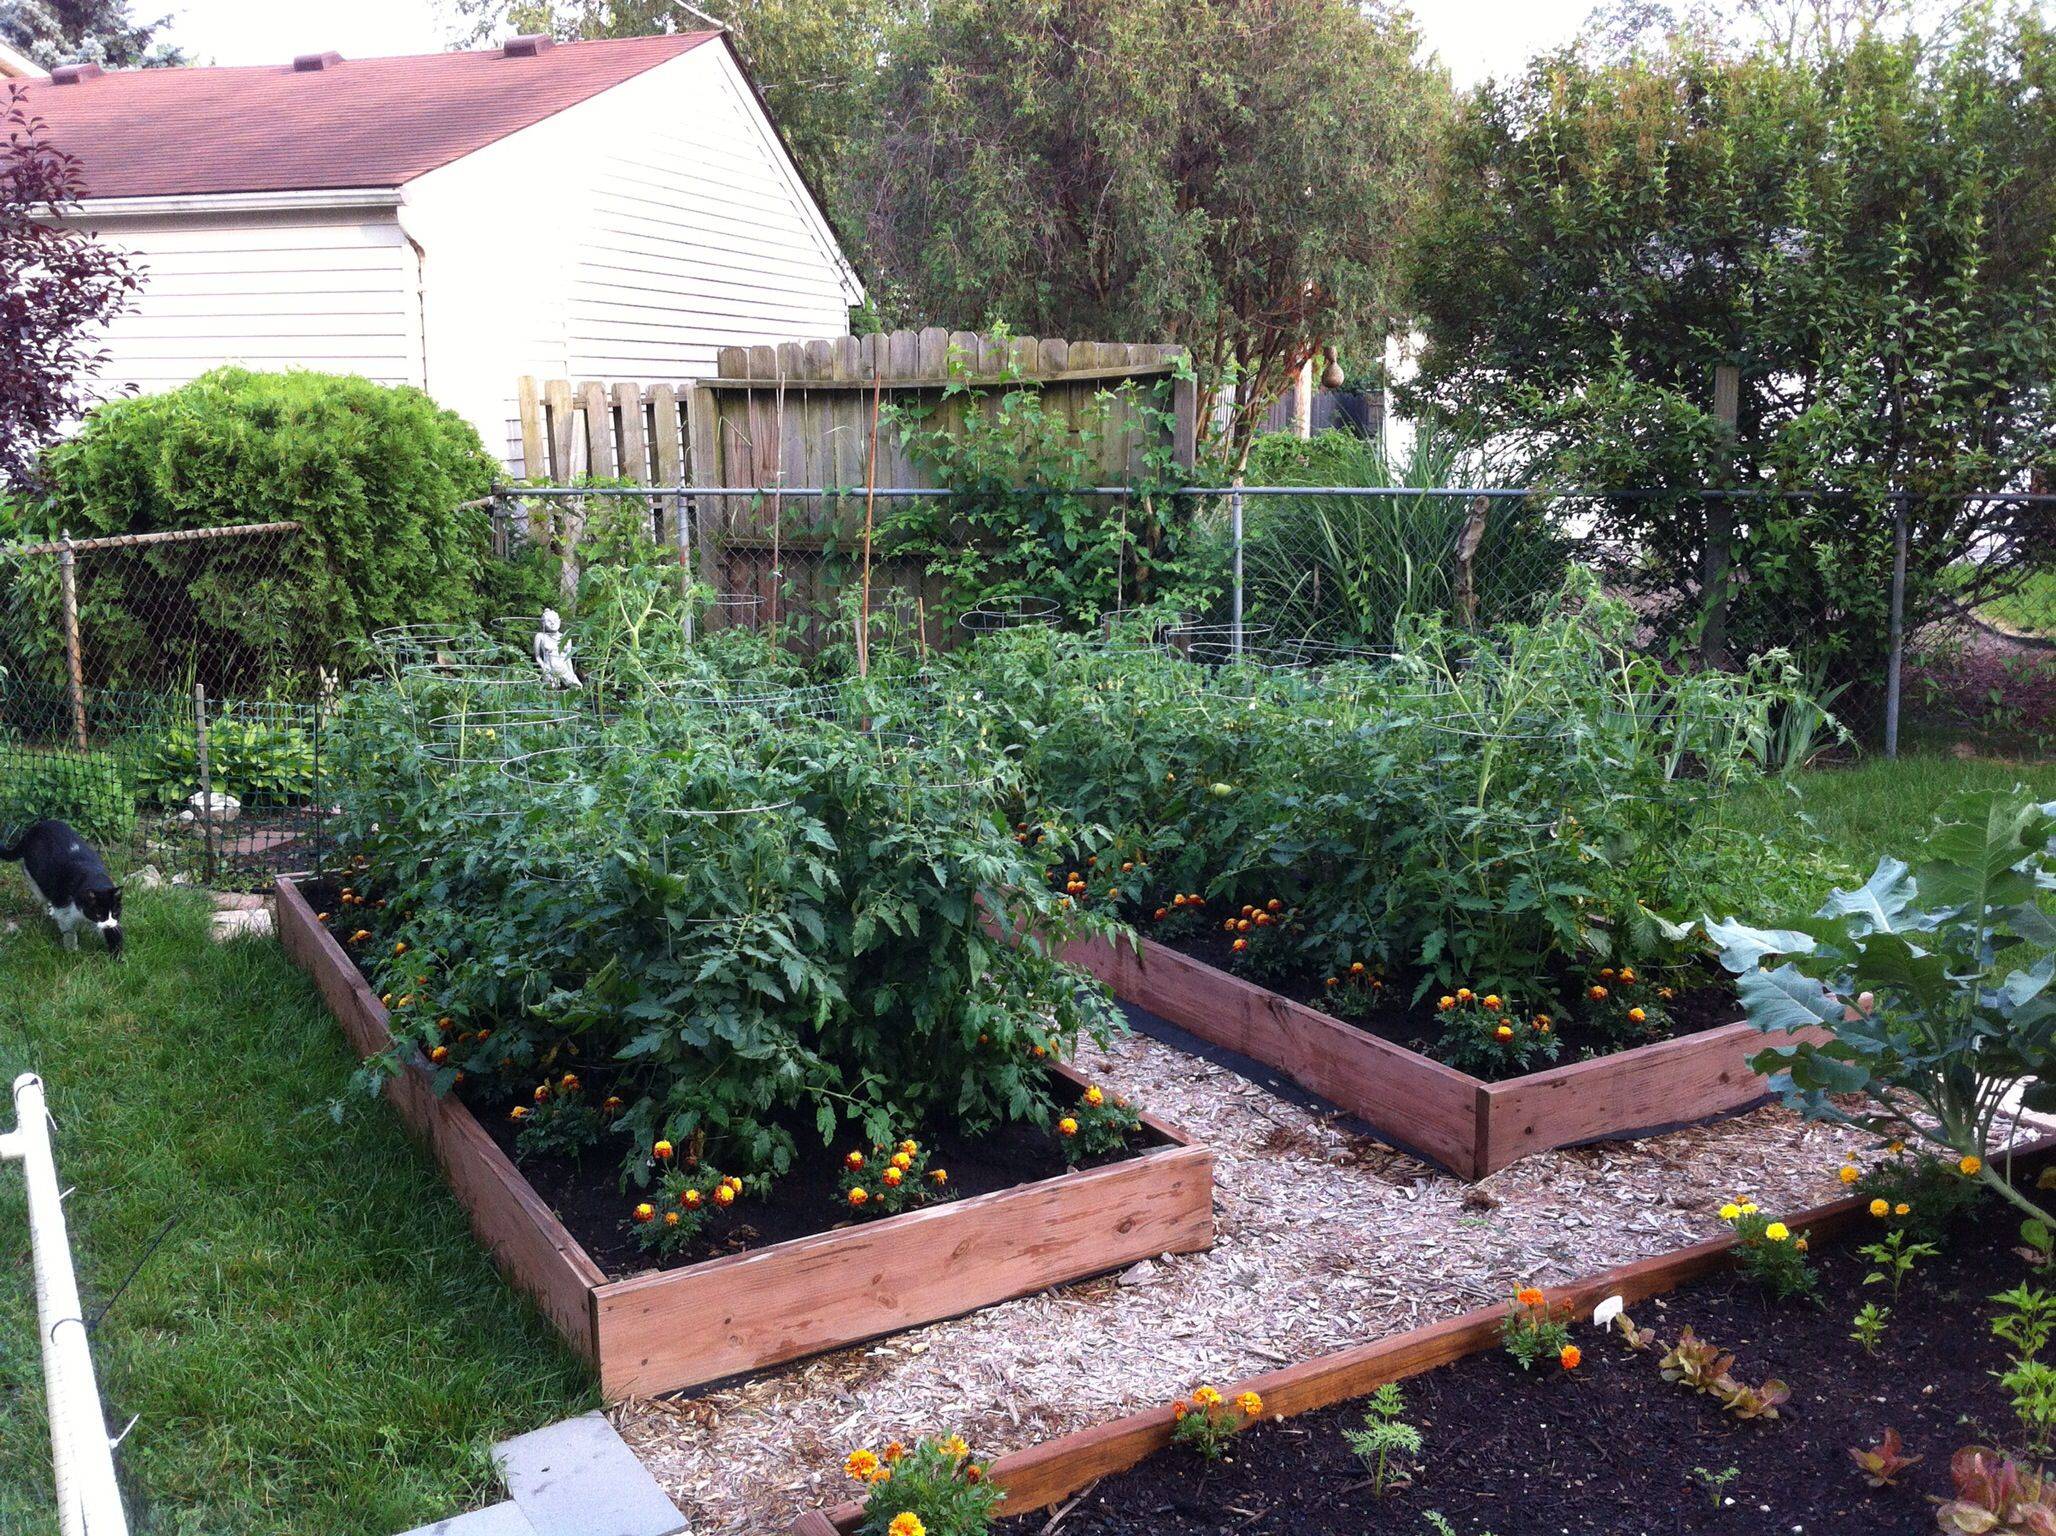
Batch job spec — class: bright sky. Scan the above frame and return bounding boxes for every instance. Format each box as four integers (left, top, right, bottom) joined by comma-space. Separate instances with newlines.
156, 0, 1596, 85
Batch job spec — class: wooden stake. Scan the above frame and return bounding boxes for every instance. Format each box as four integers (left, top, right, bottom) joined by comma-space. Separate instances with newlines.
58, 533, 86, 750
770, 370, 785, 647
194, 682, 217, 886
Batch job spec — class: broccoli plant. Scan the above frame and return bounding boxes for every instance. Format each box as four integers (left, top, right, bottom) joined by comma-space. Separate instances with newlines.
1708, 789, 2056, 1227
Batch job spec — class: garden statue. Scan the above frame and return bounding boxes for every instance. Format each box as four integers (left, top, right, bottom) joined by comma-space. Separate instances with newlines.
533, 609, 582, 690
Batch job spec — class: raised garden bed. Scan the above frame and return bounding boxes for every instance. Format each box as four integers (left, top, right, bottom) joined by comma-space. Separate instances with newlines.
276, 875, 1217, 1398
1059, 928, 1829, 1178
792, 1140, 2056, 1535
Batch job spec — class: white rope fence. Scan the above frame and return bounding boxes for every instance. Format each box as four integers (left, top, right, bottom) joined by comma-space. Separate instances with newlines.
1, 1073, 129, 1536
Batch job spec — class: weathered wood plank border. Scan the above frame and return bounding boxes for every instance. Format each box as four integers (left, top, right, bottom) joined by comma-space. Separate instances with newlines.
277, 876, 1217, 1398
1059, 929, 1827, 1179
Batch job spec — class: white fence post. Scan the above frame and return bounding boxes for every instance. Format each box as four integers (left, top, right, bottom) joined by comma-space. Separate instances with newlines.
1, 1073, 130, 1536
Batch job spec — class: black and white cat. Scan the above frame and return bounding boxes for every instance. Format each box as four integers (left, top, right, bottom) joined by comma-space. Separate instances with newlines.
2, 819, 124, 956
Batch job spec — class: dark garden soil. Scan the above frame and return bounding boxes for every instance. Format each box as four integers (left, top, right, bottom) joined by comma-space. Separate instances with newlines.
302, 876, 1167, 1282
1005, 1192, 2036, 1535
475, 1085, 1164, 1281
1149, 918, 1739, 1079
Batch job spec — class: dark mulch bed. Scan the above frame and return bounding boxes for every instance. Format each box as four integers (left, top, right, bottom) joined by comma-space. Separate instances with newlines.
300, 875, 1162, 1283
1008, 1193, 2034, 1535
474, 1085, 1160, 1281
1146, 917, 1738, 1079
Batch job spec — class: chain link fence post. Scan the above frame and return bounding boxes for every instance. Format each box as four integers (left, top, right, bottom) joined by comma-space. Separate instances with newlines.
193, 681, 217, 886
1230, 474, 1245, 658
1885, 491, 1909, 759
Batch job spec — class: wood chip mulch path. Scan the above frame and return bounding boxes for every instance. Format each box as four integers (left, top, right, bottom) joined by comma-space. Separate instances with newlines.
617, 1028, 1878, 1533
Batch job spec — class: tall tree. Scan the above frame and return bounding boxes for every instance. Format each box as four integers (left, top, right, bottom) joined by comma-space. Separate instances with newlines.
0, 0, 185, 68
862, 0, 1449, 467
1404, 9, 2056, 697
441, 0, 903, 246
0, 84, 141, 486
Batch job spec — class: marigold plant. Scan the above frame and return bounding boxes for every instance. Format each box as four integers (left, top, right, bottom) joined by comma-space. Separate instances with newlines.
838, 1135, 950, 1220
852, 1434, 1001, 1536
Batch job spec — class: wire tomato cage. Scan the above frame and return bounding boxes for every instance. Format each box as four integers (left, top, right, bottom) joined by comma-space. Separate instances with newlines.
957, 595, 1063, 636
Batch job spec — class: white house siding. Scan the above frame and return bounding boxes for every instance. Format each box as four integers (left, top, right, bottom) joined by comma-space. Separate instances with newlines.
78, 208, 424, 399
404, 41, 860, 475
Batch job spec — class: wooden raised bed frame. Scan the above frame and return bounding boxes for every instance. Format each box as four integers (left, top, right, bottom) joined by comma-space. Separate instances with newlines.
792, 1135, 2056, 1534
275, 876, 1216, 1398
1060, 930, 1827, 1179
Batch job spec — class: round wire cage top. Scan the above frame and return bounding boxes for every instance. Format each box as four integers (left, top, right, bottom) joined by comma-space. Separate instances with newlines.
958, 595, 1063, 635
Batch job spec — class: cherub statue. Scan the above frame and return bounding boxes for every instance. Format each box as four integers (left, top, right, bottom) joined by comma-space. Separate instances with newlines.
532, 608, 582, 690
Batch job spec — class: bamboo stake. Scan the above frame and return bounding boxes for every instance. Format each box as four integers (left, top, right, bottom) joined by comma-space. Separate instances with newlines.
770, 369, 785, 648
58, 534, 85, 751
857, 367, 881, 678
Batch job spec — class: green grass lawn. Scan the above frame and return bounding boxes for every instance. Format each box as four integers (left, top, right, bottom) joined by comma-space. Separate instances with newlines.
0, 888, 592, 1536
1732, 748, 2056, 887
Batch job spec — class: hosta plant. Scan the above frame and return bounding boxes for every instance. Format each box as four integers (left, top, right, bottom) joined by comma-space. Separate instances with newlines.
1710, 789, 2056, 1229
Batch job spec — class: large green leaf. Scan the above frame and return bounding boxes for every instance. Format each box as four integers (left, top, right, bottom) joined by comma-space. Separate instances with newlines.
1737, 963, 1847, 1034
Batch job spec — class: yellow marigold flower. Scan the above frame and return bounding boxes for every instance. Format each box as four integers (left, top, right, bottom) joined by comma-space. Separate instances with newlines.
1870, 1198, 1889, 1217
845, 1449, 880, 1481
848, 1187, 869, 1206
931, 1168, 949, 1186
1626, 1007, 1646, 1024
1494, 1024, 1513, 1041
1058, 1117, 1079, 1136
713, 1183, 736, 1206
510, 1106, 529, 1121
1438, 995, 1456, 1011
1740, 1201, 1758, 1215
882, 1166, 904, 1187
1765, 1221, 1790, 1242
1895, 1202, 1910, 1216
1599, 967, 1616, 980
663, 1210, 680, 1228
1085, 1086, 1105, 1106
682, 1188, 703, 1209
1889, 1140, 1905, 1154
1236, 1390, 1264, 1416
845, 1150, 865, 1170
633, 1203, 654, 1223
887, 1514, 924, 1536
1718, 1202, 1741, 1221
1516, 1286, 1544, 1308
1588, 985, 1608, 1001
939, 1435, 970, 1460
891, 1151, 913, 1170
653, 1140, 674, 1160
1559, 1345, 1582, 1370
1350, 961, 1366, 975
1193, 1385, 1223, 1408
1457, 988, 1473, 1002
1619, 968, 1636, 984
1483, 994, 1502, 1010
1960, 1154, 1984, 1176
900, 1139, 919, 1156
1839, 1164, 1859, 1184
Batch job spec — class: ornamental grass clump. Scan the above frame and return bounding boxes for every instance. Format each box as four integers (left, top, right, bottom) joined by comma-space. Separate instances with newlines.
848, 1435, 1000, 1536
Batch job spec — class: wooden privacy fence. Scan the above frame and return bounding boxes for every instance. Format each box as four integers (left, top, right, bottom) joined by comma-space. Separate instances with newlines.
513, 329, 1199, 646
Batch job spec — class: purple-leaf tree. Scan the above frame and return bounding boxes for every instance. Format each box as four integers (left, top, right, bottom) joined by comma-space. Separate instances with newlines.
0, 82, 138, 488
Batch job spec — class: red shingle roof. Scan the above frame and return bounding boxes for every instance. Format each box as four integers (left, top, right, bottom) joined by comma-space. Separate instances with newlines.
10, 34, 718, 199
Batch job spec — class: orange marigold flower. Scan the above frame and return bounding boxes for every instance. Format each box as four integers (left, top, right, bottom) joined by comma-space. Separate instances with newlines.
883, 1167, 904, 1187
713, 1183, 736, 1206
1960, 1154, 1984, 1176
1325, 976, 1339, 988
603, 1095, 624, 1114
845, 1150, 865, 1170
632, 1203, 654, 1223
510, 1106, 529, 1121
1627, 1007, 1646, 1024
1457, 988, 1473, 1002
965, 1463, 985, 1484
1516, 1286, 1545, 1308
882, 1442, 906, 1463
1085, 1085, 1105, 1106
1588, 985, 1608, 1001
891, 1151, 913, 1170
1193, 1386, 1222, 1408
653, 1139, 673, 1160
1350, 961, 1366, 975
1599, 967, 1615, 980
1619, 968, 1636, 984
1560, 1345, 1582, 1370
1438, 995, 1456, 1011
682, 1188, 703, 1209
848, 1187, 869, 1206
930, 1168, 949, 1186
845, 1449, 880, 1481
887, 1515, 922, 1536
1483, 994, 1502, 1010
663, 1210, 680, 1228
1494, 1024, 1513, 1041
430, 1045, 449, 1064
1235, 1390, 1264, 1417
1058, 1117, 1079, 1136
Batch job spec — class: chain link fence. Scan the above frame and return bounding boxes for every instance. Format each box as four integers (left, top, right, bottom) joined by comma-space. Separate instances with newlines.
0, 524, 333, 887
